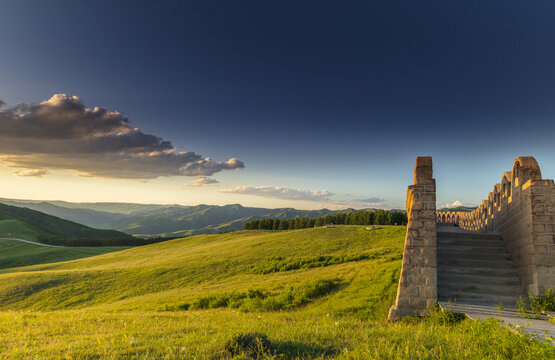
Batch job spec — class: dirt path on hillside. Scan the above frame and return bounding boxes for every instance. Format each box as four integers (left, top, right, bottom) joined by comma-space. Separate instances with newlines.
0, 237, 60, 248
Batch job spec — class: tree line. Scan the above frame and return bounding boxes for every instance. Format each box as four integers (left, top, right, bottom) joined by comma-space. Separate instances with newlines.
244, 210, 407, 231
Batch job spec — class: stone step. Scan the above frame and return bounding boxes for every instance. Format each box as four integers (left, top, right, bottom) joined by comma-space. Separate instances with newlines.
437, 265, 519, 277
438, 250, 512, 261
437, 232, 503, 241
438, 257, 515, 268
437, 273, 521, 287
438, 289, 522, 306
438, 237, 505, 247
437, 245, 508, 255
438, 281, 523, 296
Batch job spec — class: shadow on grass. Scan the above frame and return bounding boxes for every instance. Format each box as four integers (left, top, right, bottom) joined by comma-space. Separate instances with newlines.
275, 341, 337, 359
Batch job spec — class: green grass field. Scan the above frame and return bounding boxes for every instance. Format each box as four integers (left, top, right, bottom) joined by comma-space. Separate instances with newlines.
0, 238, 130, 269
0, 219, 45, 242
0, 219, 130, 269
0, 226, 552, 359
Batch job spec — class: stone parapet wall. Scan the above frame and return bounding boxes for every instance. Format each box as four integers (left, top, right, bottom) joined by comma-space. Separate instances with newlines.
454, 157, 555, 295
388, 157, 437, 321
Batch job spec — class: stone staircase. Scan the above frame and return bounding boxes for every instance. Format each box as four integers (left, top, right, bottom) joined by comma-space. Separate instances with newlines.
437, 228, 525, 306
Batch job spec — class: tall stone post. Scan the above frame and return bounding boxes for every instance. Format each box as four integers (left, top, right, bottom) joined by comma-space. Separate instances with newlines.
388, 156, 437, 321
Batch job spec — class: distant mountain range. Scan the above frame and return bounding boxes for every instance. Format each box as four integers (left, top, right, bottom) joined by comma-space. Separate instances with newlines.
0, 198, 349, 237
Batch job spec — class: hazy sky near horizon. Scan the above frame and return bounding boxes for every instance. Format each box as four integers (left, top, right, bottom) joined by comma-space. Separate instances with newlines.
1, 1, 555, 210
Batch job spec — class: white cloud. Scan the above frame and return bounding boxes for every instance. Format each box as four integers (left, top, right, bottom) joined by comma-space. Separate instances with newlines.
0, 94, 244, 179
182, 177, 220, 188
13, 169, 49, 177
220, 185, 333, 201
440, 200, 465, 208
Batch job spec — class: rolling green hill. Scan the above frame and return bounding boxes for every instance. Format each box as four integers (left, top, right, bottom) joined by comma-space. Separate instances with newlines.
0, 206, 134, 268
0, 225, 551, 359
0, 226, 403, 311
0, 219, 44, 242
0, 238, 129, 269
0, 202, 132, 241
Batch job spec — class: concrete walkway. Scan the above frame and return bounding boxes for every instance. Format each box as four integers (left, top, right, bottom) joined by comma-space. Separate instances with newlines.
0, 237, 60, 247
441, 302, 555, 344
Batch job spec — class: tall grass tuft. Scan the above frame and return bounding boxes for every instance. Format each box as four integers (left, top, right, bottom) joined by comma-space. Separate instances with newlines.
219, 332, 275, 359
168, 279, 340, 312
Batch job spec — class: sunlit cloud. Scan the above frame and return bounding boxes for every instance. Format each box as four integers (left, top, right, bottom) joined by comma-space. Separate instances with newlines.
220, 185, 333, 201
0, 94, 244, 179
13, 169, 49, 177
182, 177, 220, 188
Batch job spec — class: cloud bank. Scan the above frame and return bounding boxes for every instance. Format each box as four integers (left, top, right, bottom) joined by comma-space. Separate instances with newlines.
220, 185, 333, 202
0, 94, 244, 179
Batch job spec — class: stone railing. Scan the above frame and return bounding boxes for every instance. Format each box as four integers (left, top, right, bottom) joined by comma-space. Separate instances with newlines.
453, 157, 555, 295
388, 157, 437, 321
436, 211, 464, 226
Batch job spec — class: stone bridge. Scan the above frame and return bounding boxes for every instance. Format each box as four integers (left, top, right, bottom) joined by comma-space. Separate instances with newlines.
388, 156, 555, 321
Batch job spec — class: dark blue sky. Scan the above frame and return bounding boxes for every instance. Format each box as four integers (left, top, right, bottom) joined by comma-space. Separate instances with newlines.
1, 1, 554, 208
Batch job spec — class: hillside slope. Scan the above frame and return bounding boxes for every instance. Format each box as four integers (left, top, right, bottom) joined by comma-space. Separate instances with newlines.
0, 225, 404, 312
0, 219, 45, 242
0, 225, 552, 359
0, 202, 133, 242
0, 238, 129, 269
0, 226, 555, 360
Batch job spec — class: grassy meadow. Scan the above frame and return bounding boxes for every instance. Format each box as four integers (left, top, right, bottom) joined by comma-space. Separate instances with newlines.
0, 238, 130, 269
0, 226, 553, 359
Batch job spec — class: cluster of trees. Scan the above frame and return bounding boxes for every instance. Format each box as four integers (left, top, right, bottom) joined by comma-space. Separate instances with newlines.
244, 210, 407, 231
38, 235, 179, 247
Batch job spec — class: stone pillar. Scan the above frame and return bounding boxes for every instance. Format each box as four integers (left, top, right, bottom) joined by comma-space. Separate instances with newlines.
388, 157, 437, 321
528, 180, 555, 294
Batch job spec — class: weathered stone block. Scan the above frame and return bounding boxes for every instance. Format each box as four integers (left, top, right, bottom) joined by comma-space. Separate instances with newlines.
535, 214, 553, 223
536, 234, 553, 245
